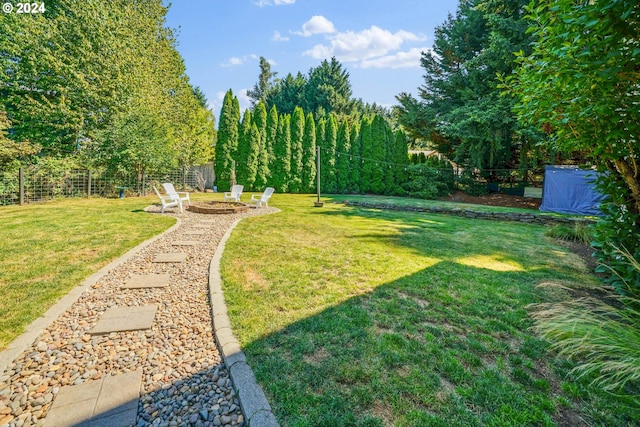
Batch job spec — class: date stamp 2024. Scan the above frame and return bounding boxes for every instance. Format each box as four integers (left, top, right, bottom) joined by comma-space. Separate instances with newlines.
2, 2, 46, 14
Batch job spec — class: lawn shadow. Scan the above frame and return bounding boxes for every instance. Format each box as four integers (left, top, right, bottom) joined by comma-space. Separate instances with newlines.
239, 253, 637, 426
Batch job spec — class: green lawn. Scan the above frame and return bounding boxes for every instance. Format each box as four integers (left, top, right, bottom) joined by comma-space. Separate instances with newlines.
0, 196, 175, 349
1, 193, 635, 425
221, 194, 637, 426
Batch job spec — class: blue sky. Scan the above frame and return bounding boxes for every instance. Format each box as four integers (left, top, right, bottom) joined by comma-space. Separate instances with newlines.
164, 0, 460, 118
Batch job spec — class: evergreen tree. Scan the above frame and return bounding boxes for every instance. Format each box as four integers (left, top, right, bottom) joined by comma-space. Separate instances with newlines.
272, 114, 291, 192
359, 116, 373, 193
394, 0, 536, 177
305, 57, 354, 117
383, 124, 396, 195
266, 72, 307, 116
321, 114, 338, 193
316, 118, 326, 157
393, 129, 409, 195
315, 117, 326, 191
247, 56, 277, 107
253, 102, 270, 189
236, 110, 255, 189
246, 124, 261, 191
215, 89, 240, 191
348, 122, 361, 193
336, 121, 351, 194
301, 113, 317, 193
289, 107, 305, 193
370, 115, 388, 194
265, 105, 279, 180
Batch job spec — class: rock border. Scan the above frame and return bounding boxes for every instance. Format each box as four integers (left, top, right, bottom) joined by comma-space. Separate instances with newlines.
342, 200, 597, 226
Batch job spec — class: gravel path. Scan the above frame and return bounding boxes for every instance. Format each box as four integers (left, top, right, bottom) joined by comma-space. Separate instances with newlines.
0, 204, 278, 427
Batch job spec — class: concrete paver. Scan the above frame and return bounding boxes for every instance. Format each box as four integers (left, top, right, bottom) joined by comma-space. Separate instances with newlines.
170, 240, 198, 246
45, 368, 142, 427
121, 273, 170, 289
91, 305, 158, 334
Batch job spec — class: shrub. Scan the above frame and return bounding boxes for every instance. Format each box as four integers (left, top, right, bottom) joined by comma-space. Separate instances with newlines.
456, 169, 489, 196
545, 223, 594, 246
531, 247, 640, 394
402, 163, 455, 199
592, 174, 640, 297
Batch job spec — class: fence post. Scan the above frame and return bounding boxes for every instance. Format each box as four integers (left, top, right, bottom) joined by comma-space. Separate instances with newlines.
19, 167, 24, 205
87, 170, 92, 198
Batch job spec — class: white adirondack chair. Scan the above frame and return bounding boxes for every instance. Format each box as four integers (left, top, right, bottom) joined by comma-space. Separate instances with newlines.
153, 186, 183, 213
224, 184, 244, 202
162, 182, 190, 208
249, 187, 275, 208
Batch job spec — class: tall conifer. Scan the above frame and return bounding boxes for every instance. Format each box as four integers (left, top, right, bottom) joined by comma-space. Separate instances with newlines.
253, 102, 270, 189
394, 129, 409, 195
336, 121, 350, 193
265, 105, 278, 179
214, 89, 240, 191
301, 113, 317, 193
246, 124, 261, 191
348, 121, 361, 193
321, 114, 338, 193
236, 109, 254, 188
289, 107, 305, 193
359, 116, 373, 193
370, 115, 387, 194
272, 114, 291, 192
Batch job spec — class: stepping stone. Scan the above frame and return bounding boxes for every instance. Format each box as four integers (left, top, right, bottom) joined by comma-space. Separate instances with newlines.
171, 240, 198, 246
152, 253, 187, 263
45, 368, 142, 427
91, 305, 157, 335
121, 273, 169, 289
193, 224, 211, 229
184, 230, 205, 236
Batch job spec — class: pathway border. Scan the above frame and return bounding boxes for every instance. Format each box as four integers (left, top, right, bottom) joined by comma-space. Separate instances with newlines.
208, 218, 280, 427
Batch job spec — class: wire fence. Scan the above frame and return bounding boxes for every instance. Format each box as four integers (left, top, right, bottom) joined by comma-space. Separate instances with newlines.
0, 164, 215, 206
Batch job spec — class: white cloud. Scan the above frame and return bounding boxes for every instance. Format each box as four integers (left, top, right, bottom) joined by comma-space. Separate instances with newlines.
294, 15, 336, 37
210, 89, 253, 117
210, 91, 226, 116
237, 89, 252, 113
359, 47, 431, 69
254, 0, 295, 6
272, 30, 289, 42
220, 54, 259, 67
304, 25, 426, 63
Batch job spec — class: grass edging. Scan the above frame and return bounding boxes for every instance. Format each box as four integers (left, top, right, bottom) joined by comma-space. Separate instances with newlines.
208, 215, 280, 427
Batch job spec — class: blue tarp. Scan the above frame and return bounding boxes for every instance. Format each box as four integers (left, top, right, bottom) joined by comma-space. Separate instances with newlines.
540, 166, 606, 216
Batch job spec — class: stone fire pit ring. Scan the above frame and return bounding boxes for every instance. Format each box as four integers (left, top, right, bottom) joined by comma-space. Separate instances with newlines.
188, 201, 249, 214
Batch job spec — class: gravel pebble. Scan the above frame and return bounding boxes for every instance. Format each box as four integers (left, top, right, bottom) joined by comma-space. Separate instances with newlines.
0, 204, 278, 426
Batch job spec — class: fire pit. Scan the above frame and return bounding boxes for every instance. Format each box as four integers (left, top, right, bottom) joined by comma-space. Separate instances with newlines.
188, 201, 249, 214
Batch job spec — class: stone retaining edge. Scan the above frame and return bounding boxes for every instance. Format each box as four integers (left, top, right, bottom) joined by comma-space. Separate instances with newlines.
0, 207, 181, 375
208, 217, 280, 427
342, 201, 597, 226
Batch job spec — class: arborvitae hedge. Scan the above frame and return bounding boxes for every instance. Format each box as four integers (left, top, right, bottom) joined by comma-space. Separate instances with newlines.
214, 95, 414, 197
336, 121, 350, 194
